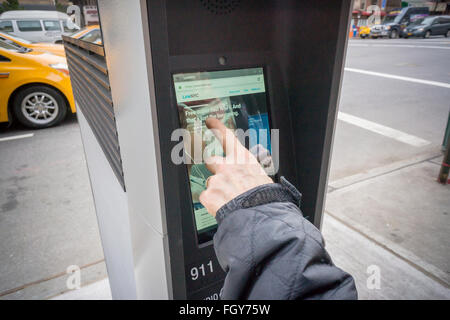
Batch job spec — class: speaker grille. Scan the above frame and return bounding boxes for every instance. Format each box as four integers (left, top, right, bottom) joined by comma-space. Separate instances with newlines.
200, 0, 241, 15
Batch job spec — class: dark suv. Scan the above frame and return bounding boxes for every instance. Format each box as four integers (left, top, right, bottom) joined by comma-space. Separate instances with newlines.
379, 7, 429, 38
403, 16, 450, 38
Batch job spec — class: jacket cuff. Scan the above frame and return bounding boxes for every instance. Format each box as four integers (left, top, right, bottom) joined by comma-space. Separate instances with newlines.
215, 176, 302, 224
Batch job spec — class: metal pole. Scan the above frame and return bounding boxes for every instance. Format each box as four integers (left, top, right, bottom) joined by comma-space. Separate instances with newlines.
443, 111, 450, 151
438, 129, 450, 184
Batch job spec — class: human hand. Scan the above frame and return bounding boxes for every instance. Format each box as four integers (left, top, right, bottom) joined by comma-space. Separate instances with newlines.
199, 118, 273, 217
249, 144, 276, 176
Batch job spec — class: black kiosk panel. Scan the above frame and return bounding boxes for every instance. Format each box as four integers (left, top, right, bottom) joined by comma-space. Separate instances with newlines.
145, 0, 352, 299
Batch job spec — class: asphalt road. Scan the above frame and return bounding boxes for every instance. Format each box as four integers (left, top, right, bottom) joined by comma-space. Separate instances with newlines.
330, 37, 450, 181
0, 37, 449, 299
0, 115, 106, 299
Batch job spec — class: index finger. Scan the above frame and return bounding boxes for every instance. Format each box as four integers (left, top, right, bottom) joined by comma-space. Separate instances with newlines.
205, 117, 244, 156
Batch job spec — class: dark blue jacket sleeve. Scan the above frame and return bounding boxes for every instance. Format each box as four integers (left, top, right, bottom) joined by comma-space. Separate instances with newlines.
213, 177, 357, 300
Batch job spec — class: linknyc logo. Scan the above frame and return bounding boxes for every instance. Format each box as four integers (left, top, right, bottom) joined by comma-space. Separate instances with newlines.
182, 93, 200, 100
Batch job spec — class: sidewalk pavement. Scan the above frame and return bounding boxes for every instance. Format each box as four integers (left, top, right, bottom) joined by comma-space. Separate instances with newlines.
324, 148, 449, 299
51, 278, 111, 300
51, 149, 450, 300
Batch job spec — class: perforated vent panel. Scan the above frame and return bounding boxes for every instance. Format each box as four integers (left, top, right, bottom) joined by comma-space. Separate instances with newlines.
62, 36, 126, 191
200, 0, 241, 15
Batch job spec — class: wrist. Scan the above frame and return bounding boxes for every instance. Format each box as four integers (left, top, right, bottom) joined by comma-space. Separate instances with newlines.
215, 177, 302, 224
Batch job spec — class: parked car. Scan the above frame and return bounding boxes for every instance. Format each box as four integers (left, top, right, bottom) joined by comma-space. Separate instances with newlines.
359, 25, 371, 39
0, 39, 75, 128
70, 24, 101, 44
371, 7, 429, 39
369, 23, 389, 38
70, 24, 98, 38
0, 10, 80, 43
403, 16, 450, 38
0, 31, 65, 57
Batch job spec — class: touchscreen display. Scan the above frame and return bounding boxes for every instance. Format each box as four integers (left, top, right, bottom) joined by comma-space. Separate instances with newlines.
173, 67, 271, 244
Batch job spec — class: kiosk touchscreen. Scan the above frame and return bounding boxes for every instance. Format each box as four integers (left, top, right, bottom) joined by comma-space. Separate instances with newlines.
173, 67, 272, 245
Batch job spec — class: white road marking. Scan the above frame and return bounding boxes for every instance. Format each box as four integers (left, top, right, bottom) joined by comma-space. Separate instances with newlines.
376, 39, 450, 41
337, 112, 430, 147
373, 41, 450, 45
349, 44, 450, 50
350, 38, 449, 41
345, 67, 450, 89
0, 133, 34, 142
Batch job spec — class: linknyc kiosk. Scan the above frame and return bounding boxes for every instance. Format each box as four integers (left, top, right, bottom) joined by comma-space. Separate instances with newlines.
63, 0, 352, 299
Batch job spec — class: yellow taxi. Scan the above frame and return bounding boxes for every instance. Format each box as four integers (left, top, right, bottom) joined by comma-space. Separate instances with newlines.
0, 39, 75, 128
0, 32, 66, 57
359, 26, 371, 38
71, 24, 101, 43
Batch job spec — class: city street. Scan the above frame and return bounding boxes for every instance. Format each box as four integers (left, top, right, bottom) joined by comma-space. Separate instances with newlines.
332, 37, 450, 180
0, 37, 449, 299
325, 37, 450, 299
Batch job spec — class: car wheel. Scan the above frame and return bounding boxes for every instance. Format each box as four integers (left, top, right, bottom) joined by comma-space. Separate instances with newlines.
445, 30, 450, 38
13, 85, 67, 129
424, 31, 431, 38
390, 30, 398, 39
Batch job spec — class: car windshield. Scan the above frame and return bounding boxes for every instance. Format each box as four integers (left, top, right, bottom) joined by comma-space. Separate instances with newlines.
420, 17, 435, 26
393, 8, 408, 24
0, 32, 33, 44
383, 15, 398, 24
0, 39, 21, 52
408, 18, 424, 27
0, 36, 30, 51
70, 26, 90, 37
79, 29, 101, 43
